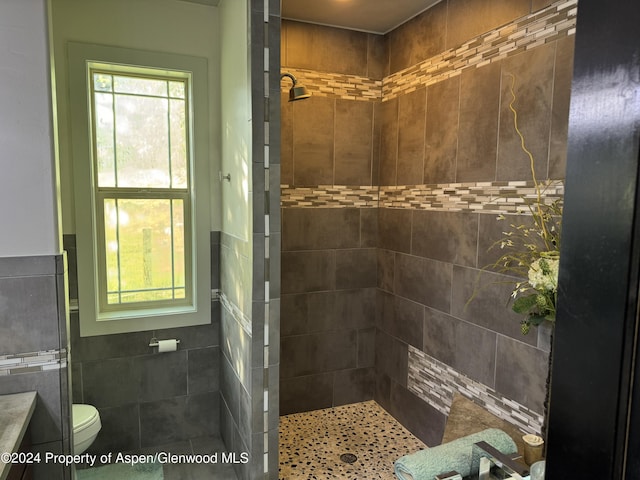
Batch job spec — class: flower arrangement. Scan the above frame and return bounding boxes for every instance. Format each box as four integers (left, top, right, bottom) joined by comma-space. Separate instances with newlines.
494, 201, 561, 334
489, 74, 563, 335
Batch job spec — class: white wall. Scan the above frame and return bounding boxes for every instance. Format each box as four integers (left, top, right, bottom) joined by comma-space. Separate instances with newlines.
49, 0, 222, 232
0, 0, 59, 257
220, 0, 251, 242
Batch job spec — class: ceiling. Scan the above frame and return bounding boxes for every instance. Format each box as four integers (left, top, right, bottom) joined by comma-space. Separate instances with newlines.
281, 0, 442, 35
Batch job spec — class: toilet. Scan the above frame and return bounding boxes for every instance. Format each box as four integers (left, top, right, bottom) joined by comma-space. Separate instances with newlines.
72, 404, 102, 454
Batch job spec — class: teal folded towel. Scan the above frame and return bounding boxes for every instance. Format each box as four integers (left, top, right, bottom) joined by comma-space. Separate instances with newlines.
394, 428, 517, 480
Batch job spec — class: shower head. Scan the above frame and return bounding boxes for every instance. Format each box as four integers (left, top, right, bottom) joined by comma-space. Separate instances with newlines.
281, 72, 311, 102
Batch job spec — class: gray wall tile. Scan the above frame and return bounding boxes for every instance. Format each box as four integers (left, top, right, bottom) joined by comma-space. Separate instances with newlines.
375, 330, 408, 387
0, 275, 59, 354
498, 44, 555, 181
378, 208, 412, 253
423, 307, 497, 387
220, 355, 241, 424
134, 351, 188, 402
335, 99, 374, 185
71, 322, 153, 362
333, 367, 375, 406
374, 370, 392, 412
377, 291, 424, 349
360, 208, 378, 248
495, 335, 549, 413
457, 63, 501, 182
387, 1, 447, 73
357, 327, 376, 368
451, 266, 536, 345
280, 96, 294, 185
446, 0, 530, 50
0, 370, 62, 445
378, 98, 399, 185
281, 289, 376, 339
280, 293, 308, 337
280, 373, 334, 415
139, 393, 219, 447
281, 250, 335, 294
377, 249, 395, 293
270, 232, 282, 299
280, 330, 357, 378
160, 320, 220, 350
282, 21, 369, 76
424, 76, 460, 184
389, 382, 446, 446
394, 253, 452, 312
397, 88, 427, 185
282, 208, 361, 250
411, 210, 479, 267
293, 96, 334, 185
187, 347, 220, 394
221, 306, 251, 389
82, 357, 137, 408
367, 33, 386, 80
335, 248, 377, 289
476, 211, 542, 270
0, 255, 59, 278
90, 404, 139, 454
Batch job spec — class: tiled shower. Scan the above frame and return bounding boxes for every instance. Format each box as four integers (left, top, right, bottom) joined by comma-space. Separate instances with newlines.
280, 0, 575, 447
0, 0, 577, 479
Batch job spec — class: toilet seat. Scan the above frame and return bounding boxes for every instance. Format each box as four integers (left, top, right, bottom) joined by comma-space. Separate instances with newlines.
73, 404, 99, 431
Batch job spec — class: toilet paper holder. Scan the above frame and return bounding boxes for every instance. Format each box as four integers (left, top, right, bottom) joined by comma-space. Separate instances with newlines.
149, 337, 181, 348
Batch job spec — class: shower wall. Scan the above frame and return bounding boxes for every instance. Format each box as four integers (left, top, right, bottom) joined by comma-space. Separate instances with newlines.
280, 23, 384, 414
281, 0, 575, 446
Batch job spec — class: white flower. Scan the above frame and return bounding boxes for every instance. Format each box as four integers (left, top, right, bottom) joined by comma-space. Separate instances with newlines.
528, 256, 559, 292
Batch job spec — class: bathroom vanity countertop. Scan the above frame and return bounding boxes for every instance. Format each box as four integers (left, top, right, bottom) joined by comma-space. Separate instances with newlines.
0, 391, 37, 480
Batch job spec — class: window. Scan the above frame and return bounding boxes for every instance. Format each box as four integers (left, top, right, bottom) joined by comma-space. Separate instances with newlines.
90, 68, 192, 311
68, 43, 210, 336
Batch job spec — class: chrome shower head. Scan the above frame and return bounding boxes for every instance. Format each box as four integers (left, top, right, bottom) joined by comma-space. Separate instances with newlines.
281, 72, 311, 102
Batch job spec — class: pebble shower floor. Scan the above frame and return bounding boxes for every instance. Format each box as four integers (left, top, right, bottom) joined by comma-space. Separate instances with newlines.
279, 400, 427, 479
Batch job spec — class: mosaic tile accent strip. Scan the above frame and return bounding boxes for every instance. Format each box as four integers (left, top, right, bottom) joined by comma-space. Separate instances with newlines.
282, 0, 576, 103
0, 349, 66, 376
279, 400, 426, 479
280, 185, 379, 208
281, 180, 563, 214
379, 180, 564, 213
281, 68, 382, 102
383, 0, 577, 100
407, 346, 544, 435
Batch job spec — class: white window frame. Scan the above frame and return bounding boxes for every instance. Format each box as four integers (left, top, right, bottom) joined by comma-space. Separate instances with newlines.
68, 43, 211, 336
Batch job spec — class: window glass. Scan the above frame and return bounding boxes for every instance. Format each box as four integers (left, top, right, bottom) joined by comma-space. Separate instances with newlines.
90, 69, 191, 313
